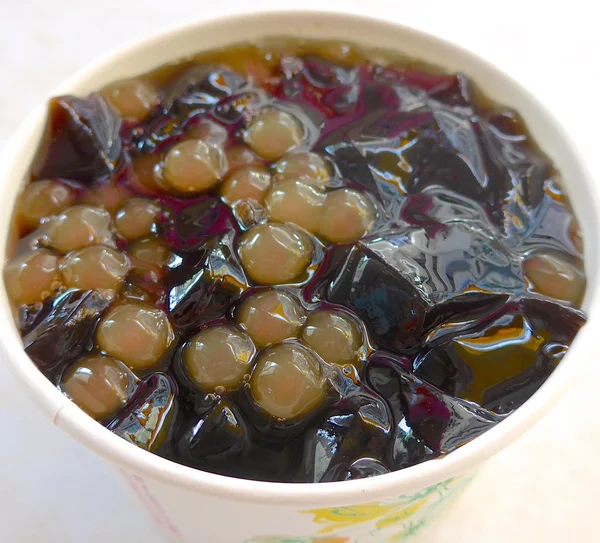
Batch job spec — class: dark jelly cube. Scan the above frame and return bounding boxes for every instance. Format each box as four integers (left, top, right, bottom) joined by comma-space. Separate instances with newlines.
23, 289, 116, 376
169, 197, 236, 252
302, 386, 393, 482
165, 230, 248, 331
32, 95, 122, 183
399, 187, 490, 234
108, 372, 177, 452
328, 221, 522, 350
177, 399, 250, 466
327, 244, 427, 351
302, 55, 358, 88
416, 298, 586, 413
366, 354, 501, 454
163, 65, 248, 116
363, 221, 524, 326
363, 353, 435, 469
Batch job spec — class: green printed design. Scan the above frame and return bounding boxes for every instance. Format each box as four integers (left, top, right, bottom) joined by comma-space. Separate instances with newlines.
246, 475, 471, 543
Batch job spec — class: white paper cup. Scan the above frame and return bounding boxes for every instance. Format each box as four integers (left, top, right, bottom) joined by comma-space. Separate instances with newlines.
0, 9, 598, 543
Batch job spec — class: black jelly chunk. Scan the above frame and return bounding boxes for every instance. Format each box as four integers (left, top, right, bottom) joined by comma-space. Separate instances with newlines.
163, 66, 249, 116
32, 95, 122, 183
366, 354, 501, 455
170, 197, 237, 251
327, 220, 522, 351
416, 298, 586, 413
108, 372, 177, 452
23, 289, 116, 376
177, 398, 250, 466
301, 386, 393, 482
165, 230, 248, 331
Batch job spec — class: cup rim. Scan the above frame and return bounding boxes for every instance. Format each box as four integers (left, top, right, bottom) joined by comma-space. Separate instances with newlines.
1, 8, 598, 507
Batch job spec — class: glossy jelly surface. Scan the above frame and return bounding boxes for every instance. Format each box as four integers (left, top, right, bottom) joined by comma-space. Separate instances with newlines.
4, 39, 586, 483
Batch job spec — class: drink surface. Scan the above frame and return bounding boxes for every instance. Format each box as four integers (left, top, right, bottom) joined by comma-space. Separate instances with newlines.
3, 39, 587, 483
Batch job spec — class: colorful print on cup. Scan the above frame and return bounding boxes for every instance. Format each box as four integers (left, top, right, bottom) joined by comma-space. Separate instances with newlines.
245, 475, 471, 543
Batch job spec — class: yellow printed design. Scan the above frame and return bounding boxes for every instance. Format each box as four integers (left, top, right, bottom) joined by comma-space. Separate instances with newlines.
245, 538, 350, 543
305, 476, 470, 542
246, 475, 471, 543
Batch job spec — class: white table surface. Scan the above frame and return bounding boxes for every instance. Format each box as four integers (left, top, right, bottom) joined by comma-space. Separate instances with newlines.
1, 1, 599, 541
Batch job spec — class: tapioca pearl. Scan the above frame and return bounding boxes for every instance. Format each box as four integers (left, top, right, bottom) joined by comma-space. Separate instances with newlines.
244, 110, 303, 161
220, 165, 272, 205
301, 310, 363, 367
523, 253, 586, 307
129, 237, 171, 275
250, 343, 326, 420
101, 79, 158, 123
272, 153, 332, 186
264, 180, 326, 233
61, 246, 131, 291
236, 289, 305, 348
132, 153, 168, 193
238, 223, 313, 285
318, 189, 375, 243
81, 183, 134, 215
185, 120, 229, 147
17, 180, 75, 230
97, 302, 174, 371
60, 354, 137, 420
183, 325, 256, 392
162, 139, 227, 194
115, 198, 161, 241
225, 145, 262, 171
46, 205, 113, 253
3, 249, 60, 305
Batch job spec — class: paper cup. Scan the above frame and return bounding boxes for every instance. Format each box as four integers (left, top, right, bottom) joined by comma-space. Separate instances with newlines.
0, 9, 598, 543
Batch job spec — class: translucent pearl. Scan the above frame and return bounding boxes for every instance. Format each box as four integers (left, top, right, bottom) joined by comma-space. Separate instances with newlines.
272, 153, 332, 186
236, 289, 305, 348
81, 183, 134, 215
238, 223, 313, 285
301, 310, 363, 367
523, 252, 586, 307
225, 145, 262, 172
115, 198, 161, 241
220, 165, 272, 205
3, 249, 60, 304
45, 205, 113, 253
61, 246, 131, 291
251, 343, 326, 420
183, 325, 256, 391
244, 110, 303, 161
318, 189, 375, 243
162, 140, 227, 194
185, 120, 229, 147
101, 79, 158, 122
264, 180, 325, 233
97, 302, 174, 371
60, 354, 137, 420
17, 180, 75, 229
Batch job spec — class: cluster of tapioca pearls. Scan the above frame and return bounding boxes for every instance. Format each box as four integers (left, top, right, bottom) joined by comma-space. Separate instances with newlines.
4, 178, 170, 305
123, 106, 376, 284
126, 107, 376, 248
182, 288, 364, 420
59, 299, 175, 421
104, 78, 376, 234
